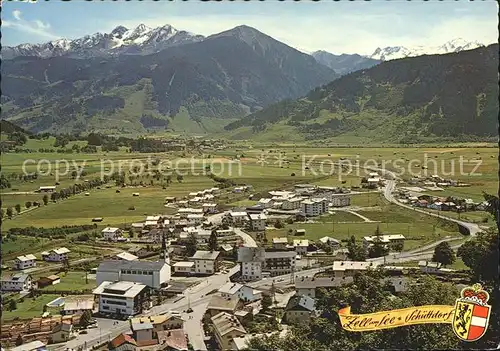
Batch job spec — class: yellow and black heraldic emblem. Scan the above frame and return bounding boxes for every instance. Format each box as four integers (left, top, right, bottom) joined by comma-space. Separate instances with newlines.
452, 284, 491, 342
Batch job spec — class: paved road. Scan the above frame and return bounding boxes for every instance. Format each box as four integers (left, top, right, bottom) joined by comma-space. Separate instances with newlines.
233, 228, 257, 247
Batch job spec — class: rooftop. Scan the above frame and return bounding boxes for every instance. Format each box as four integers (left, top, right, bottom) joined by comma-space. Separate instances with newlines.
207, 295, 241, 312
249, 213, 267, 220
109, 333, 137, 349
173, 261, 195, 268
218, 282, 243, 295
293, 239, 309, 247
115, 252, 139, 261
211, 312, 246, 336
98, 260, 167, 272
265, 251, 296, 259
102, 227, 120, 233
285, 294, 316, 312
191, 250, 220, 260
272, 237, 288, 244
16, 254, 37, 261
93, 281, 147, 298
53, 247, 70, 254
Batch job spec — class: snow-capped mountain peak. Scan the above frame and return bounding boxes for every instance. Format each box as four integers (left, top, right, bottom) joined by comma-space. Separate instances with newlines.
3, 23, 204, 60
369, 38, 485, 61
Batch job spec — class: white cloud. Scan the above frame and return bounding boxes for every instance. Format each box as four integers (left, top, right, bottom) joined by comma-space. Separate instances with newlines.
12, 10, 22, 21
105, 12, 497, 56
5, 9, 58, 42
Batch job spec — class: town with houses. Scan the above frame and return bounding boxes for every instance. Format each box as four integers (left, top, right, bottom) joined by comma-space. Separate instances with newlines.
1, 168, 486, 351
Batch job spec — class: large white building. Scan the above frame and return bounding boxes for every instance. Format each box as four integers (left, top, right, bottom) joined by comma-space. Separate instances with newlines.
301, 198, 329, 217
191, 250, 221, 275
14, 254, 37, 270
93, 281, 150, 316
102, 227, 123, 241
42, 247, 70, 262
1, 273, 33, 292
238, 246, 265, 281
96, 260, 171, 289
249, 213, 267, 231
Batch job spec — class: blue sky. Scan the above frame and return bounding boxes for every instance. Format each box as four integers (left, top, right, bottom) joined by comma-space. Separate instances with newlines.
2, 0, 498, 55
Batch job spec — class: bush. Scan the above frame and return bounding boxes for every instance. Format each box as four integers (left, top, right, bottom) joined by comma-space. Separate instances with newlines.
128, 206, 135, 210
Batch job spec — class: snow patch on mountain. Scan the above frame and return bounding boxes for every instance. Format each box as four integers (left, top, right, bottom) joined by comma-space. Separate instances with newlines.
3, 23, 204, 59
369, 38, 484, 61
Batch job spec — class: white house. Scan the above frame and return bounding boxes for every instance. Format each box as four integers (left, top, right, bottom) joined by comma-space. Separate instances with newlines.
301, 198, 329, 217
14, 254, 37, 270
249, 213, 267, 231
102, 227, 124, 242
93, 281, 150, 316
293, 239, 309, 255
96, 260, 171, 289
42, 247, 70, 262
173, 261, 195, 275
238, 246, 265, 281
1, 273, 32, 292
191, 250, 221, 275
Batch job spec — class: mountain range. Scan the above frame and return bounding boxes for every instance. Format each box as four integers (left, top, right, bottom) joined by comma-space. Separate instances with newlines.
2, 24, 204, 60
1, 25, 338, 134
2, 23, 493, 140
368, 38, 484, 61
225, 44, 498, 143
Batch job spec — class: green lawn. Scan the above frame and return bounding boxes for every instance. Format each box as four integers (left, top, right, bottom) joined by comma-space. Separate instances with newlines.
1, 294, 61, 321
318, 211, 365, 223
40, 271, 96, 292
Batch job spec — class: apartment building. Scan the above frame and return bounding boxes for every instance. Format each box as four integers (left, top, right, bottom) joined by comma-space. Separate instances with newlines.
228, 211, 248, 226
93, 281, 150, 316
264, 251, 296, 276
301, 198, 329, 217
330, 194, 351, 207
